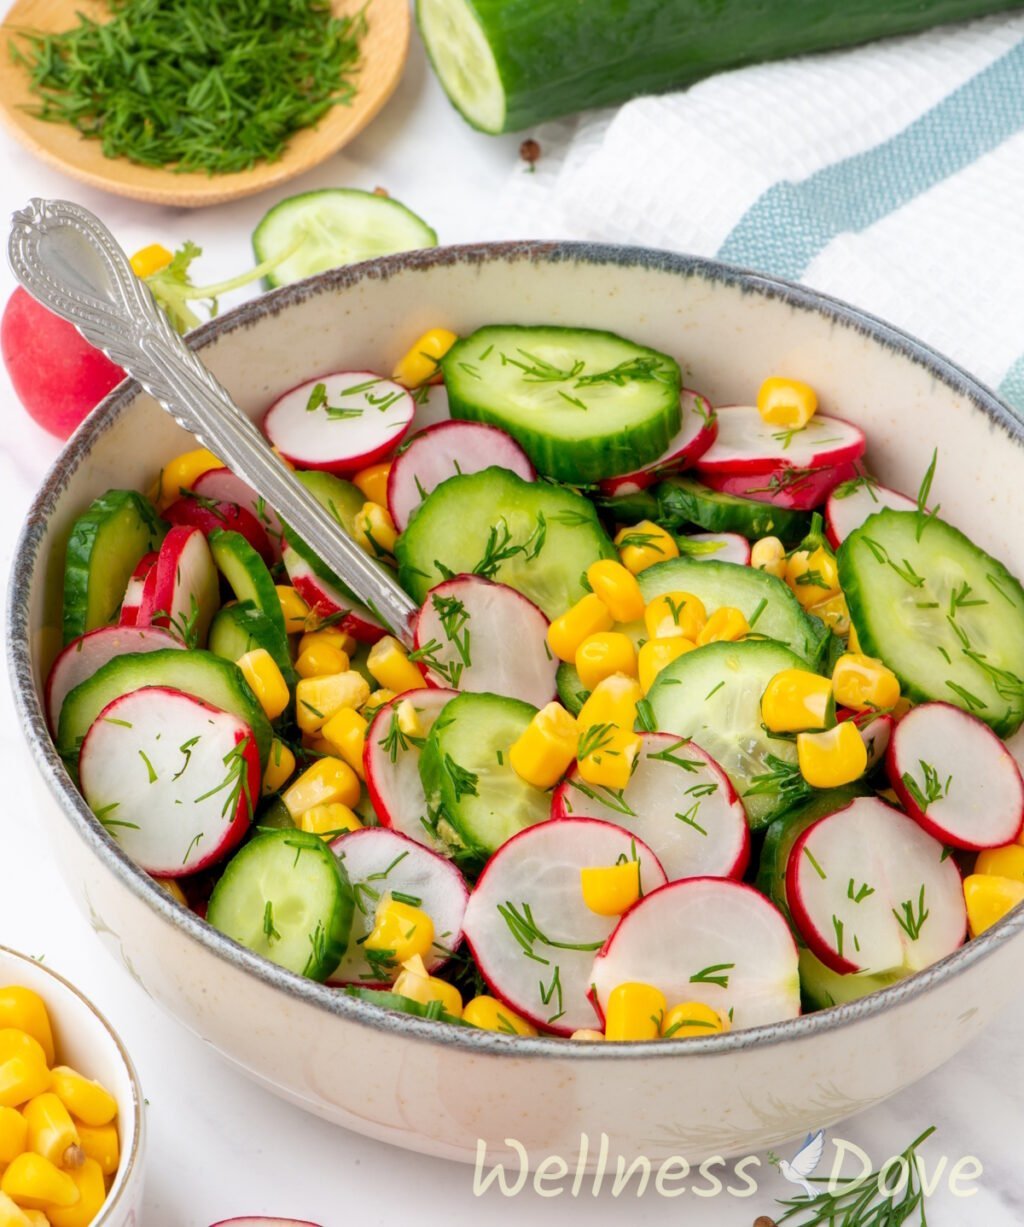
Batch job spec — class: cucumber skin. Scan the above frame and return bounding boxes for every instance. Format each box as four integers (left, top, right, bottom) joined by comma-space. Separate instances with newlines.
209, 601, 296, 686
556, 662, 588, 715
344, 986, 467, 1026
419, 0, 1023, 134
656, 476, 809, 545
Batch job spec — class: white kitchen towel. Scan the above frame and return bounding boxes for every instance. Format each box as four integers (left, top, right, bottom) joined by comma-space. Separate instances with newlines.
494, 13, 1024, 411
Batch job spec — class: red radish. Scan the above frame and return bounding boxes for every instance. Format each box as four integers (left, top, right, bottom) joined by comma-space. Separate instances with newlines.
79, 686, 260, 876
388, 421, 535, 531
462, 818, 667, 1034
365, 688, 458, 851
45, 625, 183, 732
192, 468, 285, 559
590, 877, 800, 1031
163, 495, 273, 565
837, 709, 895, 771
282, 548, 385, 644
327, 827, 469, 986
552, 733, 748, 882
786, 796, 967, 976
699, 461, 859, 511
412, 575, 556, 704
263, 372, 413, 474
825, 477, 918, 548
118, 552, 158, 627
598, 390, 717, 496
407, 384, 450, 435
696, 406, 865, 475
1, 288, 125, 439
137, 526, 220, 648
684, 532, 751, 565
886, 702, 1024, 850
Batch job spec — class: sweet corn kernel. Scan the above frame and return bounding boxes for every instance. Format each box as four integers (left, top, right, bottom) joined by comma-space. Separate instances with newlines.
362, 689, 396, 718
509, 702, 579, 789
46, 1158, 105, 1227
797, 722, 868, 788
751, 536, 787, 580
392, 956, 463, 1018
297, 803, 363, 839
295, 642, 350, 679
0, 1034, 49, 1110
0, 1108, 26, 1165
809, 591, 852, 637
0, 995, 52, 1068
261, 739, 297, 796
394, 700, 424, 739
129, 243, 172, 279
153, 876, 187, 905
757, 376, 818, 429
604, 982, 666, 1041
236, 649, 290, 720
392, 328, 458, 388
547, 594, 614, 663
354, 502, 399, 559
661, 1001, 728, 1039
637, 637, 695, 694
366, 637, 427, 693
577, 725, 641, 790
848, 622, 862, 654
761, 669, 834, 733
320, 708, 369, 779
157, 448, 222, 508
0, 1192, 29, 1227
644, 591, 707, 642
363, 898, 435, 967
570, 1029, 606, 1042
21, 1213, 47, 1227
975, 844, 1024, 882
74, 1123, 118, 1178
275, 586, 310, 635
577, 674, 643, 732
696, 606, 749, 646
580, 862, 641, 916
352, 462, 392, 507
283, 756, 361, 817
614, 522, 679, 574
787, 547, 840, 610
298, 628, 357, 658
296, 671, 372, 733
832, 653, 901, 712
575, 632, 638, 691
47, 1070, 115, 1131
462, 996, 537, 1036
22, 1095, 77, 1169
964, 873, 1024, 937
0, 1153, 79, 1209
585, 560, 645, 623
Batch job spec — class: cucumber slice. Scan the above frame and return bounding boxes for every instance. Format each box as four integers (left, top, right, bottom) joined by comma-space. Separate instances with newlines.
418, 692, 549, 860
442, 326, 681, 484
62, 491, 165, 643
647, 639, 811, 828
556, 661, 589, 715
344, 986, 467, 1026
799, 947, 905, 1011
838, 509, 1024, 737
207, 829, 353, 980
280, 470, 368, 599
656, 476, 809, 545
257, 796, 297, 830
208, 530, 291, 676
252, 189, 438, 289
395, 467, 615, 619
209, 602, 289, 668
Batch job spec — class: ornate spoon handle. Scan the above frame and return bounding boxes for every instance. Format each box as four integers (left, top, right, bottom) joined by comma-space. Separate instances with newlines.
8, 198, 417, 645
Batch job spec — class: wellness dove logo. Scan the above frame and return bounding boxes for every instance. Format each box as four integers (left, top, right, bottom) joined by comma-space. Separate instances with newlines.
768, 1129, 826, 1198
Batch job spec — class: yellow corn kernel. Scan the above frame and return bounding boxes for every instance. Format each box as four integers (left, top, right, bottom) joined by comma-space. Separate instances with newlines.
975, 844, 1024, 883
580, 862, 641, 916
757, 376, 818, 429
395, 700, 424, 739
964, 873, 1024, 938
696, 606, 749, 646
462, 996, 537, 1036
235, 649, 290, 720
832, 653, 900, 712
786, 547, 840, 610
644, 591, 707, 642
509, 702, 579, 789
152, 876, 187, 905
547, 594, 614, 663
364, 898, 435, 967
848, 622, 862, 654
283, 756, 361, 816
751, 536, 787, 580
298, 803, 362, 839
577, 725, 641, 791
352, 462, 392, 507
296, 671, 371, 733
0, 995, 53, 1068
261, 739, 297, 797
21, 1213, 47, 1227
0, 1108, 26, 1165
353, 502, 399, 559
73, 1123, 118, 1178
22, 1096, 77, 1169
392, 955, 463, 1018
129, 243, 172, 279
574, 632, 638, 691
586, 560, 645, 623
366, 637, 426, 694
578, 674, 643, 732
46, 1158, 105, 1227
809, 591, 851, 637
1, 1153, 79, 1210
362, 689, 396, 718
298, 628, 357, 658
570, 1029, 605, 1042
637, 636, 695, 694
0, 1192, 30, 1227
320, 708, 368, 780
661, 1001, 728, 1039
275, 586, 309, 635
47, 1071, 115, 1131
295, 642, 350, 679
614, 522, 679, 574
0, 1034, 49, 1111
392, 327, 458, 388
761, 669, 834, 733
604, 982, 666, 1041
157, 447, 223, 508
797, 722, 868, 789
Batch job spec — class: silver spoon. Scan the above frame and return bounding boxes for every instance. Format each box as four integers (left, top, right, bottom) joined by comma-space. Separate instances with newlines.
8, 198, 418, 646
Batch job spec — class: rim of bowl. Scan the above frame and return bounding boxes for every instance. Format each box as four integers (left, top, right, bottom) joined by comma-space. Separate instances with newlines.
8, 239, 1024, 1062
0, 945, 144, 1216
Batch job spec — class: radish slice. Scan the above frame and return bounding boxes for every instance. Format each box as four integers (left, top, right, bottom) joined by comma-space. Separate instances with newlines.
412, 575, 556, 704
118, 551, 158, 627
597, 390, 717, 497
45, 625, 183, 732
137, 525, 220, 648
684, 532, 751, 565
327, 827, 469, 986
263, 372, 414, 473
786, 795, 967, 976
366, 688, 458, 852
699, 461, 858, 511
696, 406, 865, 474
192, 467, 285, 559
590, 878, 800, 1031
282, 547, 385, 644
551, 733, 749, 881
838, 709, 895, 771
164, 495, 273, 566
462, 819, 667, 1034
388, 421, 535, 531
407, 384, 450, 435
79, 686, 259, 877
886, 702, 1024, 850
825, 478, 917, 548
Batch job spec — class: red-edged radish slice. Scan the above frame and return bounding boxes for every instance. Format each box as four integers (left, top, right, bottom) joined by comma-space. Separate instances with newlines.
886, 702, 1024, 850
685, 532, 751, 565
786, 795, 966, 976
407, 384, 450, 436
282, 547, 385, 644
192, 467, 285, 559
590, 877, 800, 1031
597, 390, 717, 497
263, 372, 414, 473
838, 709, 895, 771
79, 686, 259, 877
412, 575, 556, 704
825, 478, 917, 548
388, 421, 535, 532
209, 1220, 323, 1226
163, 495, 273, 565
45, 625, 184, 732
327, 827, 469, 986
137, 525, 220, 648
552, 733, 748, 881
696, 406, 865, 475
118, 551, 158, 627
365, 688, 457, 851
462, 818, 667, 1034
699, 461, 858, 511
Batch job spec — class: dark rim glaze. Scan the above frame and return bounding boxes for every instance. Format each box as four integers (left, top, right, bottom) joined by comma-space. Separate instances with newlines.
8, 241, 1024, 1063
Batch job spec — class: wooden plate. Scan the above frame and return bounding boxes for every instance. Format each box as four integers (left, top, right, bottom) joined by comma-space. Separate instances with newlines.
0, 0, 410, 207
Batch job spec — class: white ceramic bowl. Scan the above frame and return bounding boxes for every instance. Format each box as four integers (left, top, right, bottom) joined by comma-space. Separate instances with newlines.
0, 946, 144, 1223
8, 243, 1024, 1169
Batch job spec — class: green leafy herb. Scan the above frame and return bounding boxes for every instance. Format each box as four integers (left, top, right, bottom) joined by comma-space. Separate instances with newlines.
900, 760, 951, 813
915, 449, 939, 540
893, 885, 930, 942
688, 962, 734, 989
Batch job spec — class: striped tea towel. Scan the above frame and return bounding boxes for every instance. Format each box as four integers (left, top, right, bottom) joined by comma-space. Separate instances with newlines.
494, 13, 1024, 413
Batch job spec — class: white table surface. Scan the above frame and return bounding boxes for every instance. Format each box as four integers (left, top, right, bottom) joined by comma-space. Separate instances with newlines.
0, 23, 1019, 1227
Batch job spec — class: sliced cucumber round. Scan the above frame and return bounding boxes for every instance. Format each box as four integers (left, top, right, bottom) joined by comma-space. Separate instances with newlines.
209, 529, 291, 676
344, 986, 467, 1026
418, 0, 505, 133
656, 475, 809, 545
280, 469, 367, 600
556, 661, 589, 715
209, 601, 288, 667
